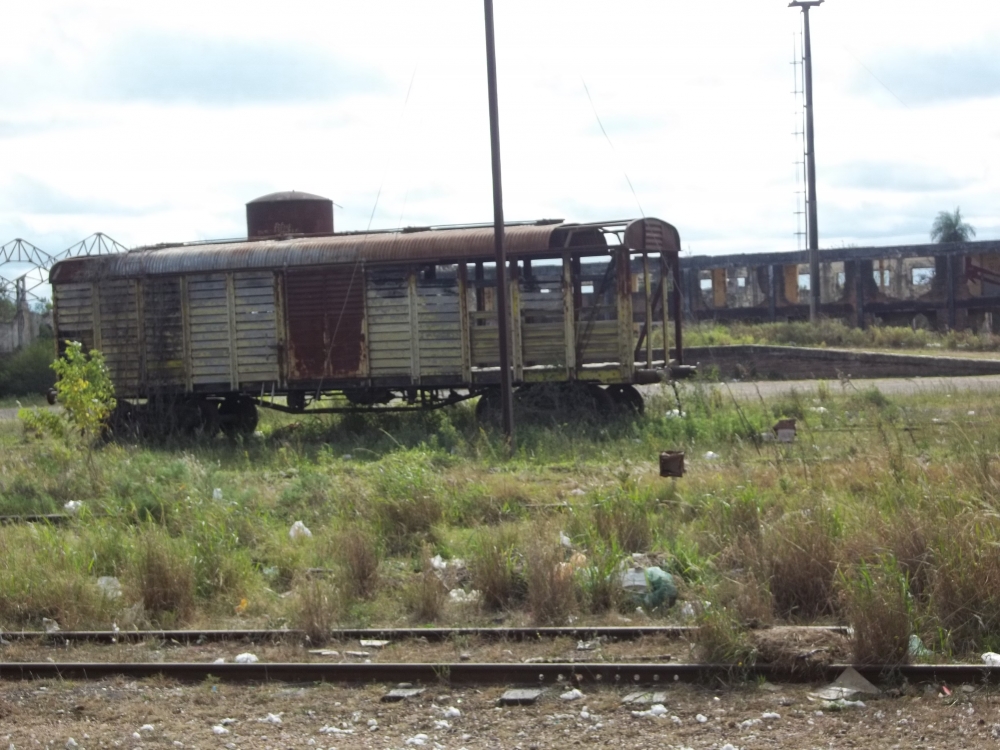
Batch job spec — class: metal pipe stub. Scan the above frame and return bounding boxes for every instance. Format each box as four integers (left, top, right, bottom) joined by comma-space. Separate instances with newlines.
660, 451, 685, 478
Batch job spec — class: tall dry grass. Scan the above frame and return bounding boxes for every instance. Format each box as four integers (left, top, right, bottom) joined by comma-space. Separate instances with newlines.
468, 525, 524, 611
525, 534, 577, 626
840, 559, 913, 665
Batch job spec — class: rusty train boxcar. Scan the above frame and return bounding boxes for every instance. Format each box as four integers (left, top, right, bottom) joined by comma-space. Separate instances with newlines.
49, 217, 690, 436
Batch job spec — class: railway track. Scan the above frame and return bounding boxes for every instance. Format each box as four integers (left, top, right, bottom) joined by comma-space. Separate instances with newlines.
6, 625, 991, 689
0, 660, 995, 687
0, 625, 849, 643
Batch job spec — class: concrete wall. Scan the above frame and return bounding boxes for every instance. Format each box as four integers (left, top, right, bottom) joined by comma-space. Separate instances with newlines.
0, 310, 49, 353
682, 345, 1000, 381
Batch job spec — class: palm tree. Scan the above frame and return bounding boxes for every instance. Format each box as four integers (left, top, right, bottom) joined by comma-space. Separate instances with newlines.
931, 207, 976, 243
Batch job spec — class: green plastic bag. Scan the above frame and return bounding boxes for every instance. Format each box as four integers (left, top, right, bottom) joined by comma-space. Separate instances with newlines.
643, 566, 677, 610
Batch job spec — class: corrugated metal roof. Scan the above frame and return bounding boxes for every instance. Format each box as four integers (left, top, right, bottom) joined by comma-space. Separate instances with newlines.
248, 191, 332, 203
51, 218, 678, 283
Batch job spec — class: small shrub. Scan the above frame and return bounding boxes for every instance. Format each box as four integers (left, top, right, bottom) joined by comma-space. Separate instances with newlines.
404, 554, 447, 623
468, 526, 524, 611
929, 521, 1000, 653
51, 341, 116, 439
696, 604, 756, 666
0, 337, 56, 396
337, 526, 381, 600
760, 508, 839, 620
18, 407, 66, 441
294, 576, 340, 643
722, 572, 774, 627
592, 490, 653, 553
578, 540, 627, 614
135, 531, 195, 624
525, 537, 577, 626
369, 454, 445, 553
840, 559, 913, 665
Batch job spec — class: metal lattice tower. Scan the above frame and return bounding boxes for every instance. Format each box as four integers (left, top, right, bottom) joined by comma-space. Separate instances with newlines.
791, 31, 807, 252
0, 232, 128, 305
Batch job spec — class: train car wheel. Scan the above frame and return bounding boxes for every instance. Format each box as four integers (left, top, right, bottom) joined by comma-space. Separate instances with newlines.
220, 396, 258, 437
103, 400, 138, 442
197, 400, 221, 438
606, 384, 645, 415
475, 388, 502, 425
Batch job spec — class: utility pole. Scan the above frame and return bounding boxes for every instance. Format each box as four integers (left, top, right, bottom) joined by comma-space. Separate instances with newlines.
790, 0, 822, 322
483, 0, 515, 446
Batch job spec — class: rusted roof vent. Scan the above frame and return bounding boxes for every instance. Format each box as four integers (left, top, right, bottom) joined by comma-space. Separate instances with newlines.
246, 191, 334, 238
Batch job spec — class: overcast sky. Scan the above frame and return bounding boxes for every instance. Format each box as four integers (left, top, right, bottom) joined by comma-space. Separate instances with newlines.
1, 0, 997, 277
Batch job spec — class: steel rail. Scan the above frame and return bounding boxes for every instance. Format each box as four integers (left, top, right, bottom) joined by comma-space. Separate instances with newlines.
0, 661, 995, 687
1, 625, 850, 644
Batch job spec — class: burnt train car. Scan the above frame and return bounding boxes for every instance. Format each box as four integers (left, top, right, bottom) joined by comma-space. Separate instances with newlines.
49, 207, 688, 436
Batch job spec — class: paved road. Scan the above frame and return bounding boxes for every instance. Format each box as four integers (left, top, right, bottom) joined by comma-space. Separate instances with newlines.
649, 374, 1000, 400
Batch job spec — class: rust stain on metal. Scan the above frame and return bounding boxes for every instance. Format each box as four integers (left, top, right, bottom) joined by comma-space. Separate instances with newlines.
50, 223, 642, 281
246, 191, 334, 238
286, 267, 365, 381
659, 451, 685, 478
624, 219, 680, 254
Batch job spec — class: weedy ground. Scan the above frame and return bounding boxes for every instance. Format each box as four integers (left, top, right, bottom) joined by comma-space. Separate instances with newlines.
684, 318, 1000, 352
3, 377, 1000, 665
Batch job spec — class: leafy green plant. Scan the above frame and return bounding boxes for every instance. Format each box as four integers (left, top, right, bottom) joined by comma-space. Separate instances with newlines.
51, 341, 116, 439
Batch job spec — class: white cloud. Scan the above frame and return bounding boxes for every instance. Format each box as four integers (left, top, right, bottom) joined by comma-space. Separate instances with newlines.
0, 0, 996, 263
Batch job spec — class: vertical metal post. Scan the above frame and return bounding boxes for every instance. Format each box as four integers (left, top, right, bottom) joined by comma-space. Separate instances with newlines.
483, 0, 514, 444
671, 253, 684, 365
768, 265, 778, 321
947, 254, 957, 330
854, 260, 865, 330
790, 1, 822, 321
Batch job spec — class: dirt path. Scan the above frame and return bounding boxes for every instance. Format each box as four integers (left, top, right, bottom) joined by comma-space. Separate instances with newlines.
1, 677, 995, 750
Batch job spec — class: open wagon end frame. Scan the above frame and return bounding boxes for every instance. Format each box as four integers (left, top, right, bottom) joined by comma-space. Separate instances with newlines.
49, 195, 692, 437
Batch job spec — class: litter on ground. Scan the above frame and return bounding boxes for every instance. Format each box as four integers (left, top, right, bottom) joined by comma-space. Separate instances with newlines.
631, 704, 668, 718
982, 652, 1000, 666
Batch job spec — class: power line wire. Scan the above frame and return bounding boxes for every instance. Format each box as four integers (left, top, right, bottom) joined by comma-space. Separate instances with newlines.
581, 78, 645, 218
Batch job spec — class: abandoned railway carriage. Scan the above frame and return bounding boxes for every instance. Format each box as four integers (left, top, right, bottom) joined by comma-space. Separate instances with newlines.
49, 197, 687, 436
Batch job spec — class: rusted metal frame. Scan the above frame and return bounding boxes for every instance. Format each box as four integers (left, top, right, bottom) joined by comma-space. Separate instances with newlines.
358, 265, 371, 382
408, 269, 420, 385
457, 264, 473, 383
643, 253, 653, 368
671, 252, 683, 364
474, 262, 485, 311
179, 276, 193, 391
661, 254, 671, 362
225, 273, 239, 389
135, 279, 147, 392
632, 277, 663, 361
90, 281, 102, 352
574, 256, 615, 363
561, 251, 576, 379
274, 271, 287, 388
254, 390, 476, 414
615, 248, 634, 379
510, 262, 523, 382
